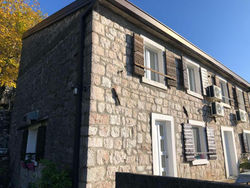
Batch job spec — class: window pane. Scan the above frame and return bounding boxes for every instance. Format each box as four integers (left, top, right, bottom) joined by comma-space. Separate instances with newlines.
188, 67, 196, 92
246, 133, 250, 151
162, 171, 166, 176
238, 90, 245, 110
160, 139, 165, 151
159, 125, 164, 136
161, 155, 166, 168
220, 81, 229, 104
150, 51, 159, 82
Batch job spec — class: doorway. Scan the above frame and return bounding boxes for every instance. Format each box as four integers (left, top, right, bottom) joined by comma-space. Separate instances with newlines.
221, 126, 238, 178
152, 113, 177, 177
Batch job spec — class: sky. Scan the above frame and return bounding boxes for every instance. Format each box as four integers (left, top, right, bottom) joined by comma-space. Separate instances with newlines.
39, 0, 250, 83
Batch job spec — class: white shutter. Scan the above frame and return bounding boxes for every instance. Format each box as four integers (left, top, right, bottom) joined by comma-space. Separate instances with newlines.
200, 67, 208, 95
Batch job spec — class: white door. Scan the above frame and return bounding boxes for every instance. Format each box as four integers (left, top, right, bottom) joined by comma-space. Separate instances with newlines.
155, 121, 169, 176
152, 113, 177, 177
221, 127, 238, 178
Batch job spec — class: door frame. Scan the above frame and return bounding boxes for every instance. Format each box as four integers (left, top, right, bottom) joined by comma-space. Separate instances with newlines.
221, 126, 238, 178
151, 113, 177, 177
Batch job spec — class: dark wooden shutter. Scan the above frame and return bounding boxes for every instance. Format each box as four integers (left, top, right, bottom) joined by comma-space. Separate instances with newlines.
243, 92, 250, 112
165, 51, 177, 87
227, 82, 235, 107
182, 57, 189, 90
243, 132, 249, 153
133, 33, 144, 76
206, 127, 217, 160
182, 123, 195, 162
20, 130, 28, 160
35, 126, 47, 161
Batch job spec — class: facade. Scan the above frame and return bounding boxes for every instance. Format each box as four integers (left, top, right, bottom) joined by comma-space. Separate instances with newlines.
9, 0, 250, 188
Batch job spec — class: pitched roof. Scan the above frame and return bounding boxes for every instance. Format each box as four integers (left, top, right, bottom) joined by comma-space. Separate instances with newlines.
23, 0, 250, 89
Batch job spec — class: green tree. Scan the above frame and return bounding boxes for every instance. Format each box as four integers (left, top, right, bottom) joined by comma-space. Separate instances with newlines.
0, 0, 46, 87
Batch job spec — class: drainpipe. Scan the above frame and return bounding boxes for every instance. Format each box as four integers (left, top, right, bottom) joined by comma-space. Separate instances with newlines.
72, 1, 96, 187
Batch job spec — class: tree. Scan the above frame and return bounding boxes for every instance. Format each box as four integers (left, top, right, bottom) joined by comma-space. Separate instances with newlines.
0, 0, 46, 87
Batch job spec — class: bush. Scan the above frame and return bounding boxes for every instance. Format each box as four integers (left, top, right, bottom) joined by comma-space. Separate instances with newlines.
30, 160, 72, 188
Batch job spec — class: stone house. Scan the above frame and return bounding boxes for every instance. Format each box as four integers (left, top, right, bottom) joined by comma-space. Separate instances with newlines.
8, 0, 250, 187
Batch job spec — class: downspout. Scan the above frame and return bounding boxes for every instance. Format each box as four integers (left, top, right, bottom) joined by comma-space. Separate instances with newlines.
73, 1, 96, 187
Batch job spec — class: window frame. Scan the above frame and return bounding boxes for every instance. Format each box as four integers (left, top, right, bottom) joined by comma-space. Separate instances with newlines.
189, 120, 209, 165
218, 76, 230, 108
141, 36, 167, 90
185, 58, 203, 99
236, 87, 245, 111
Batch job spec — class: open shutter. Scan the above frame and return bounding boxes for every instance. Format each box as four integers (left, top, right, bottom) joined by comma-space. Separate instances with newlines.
243, 92, 250, 112
20, 130, 28, 160
200, 67, 208, 95
35, 126, 47, 161
227, 82, 235, 107
165, 51, 177, 87
182, 57, 189, 90
133, 33, 144, 76
243, 133, 249, 153
182, 123, 195, 162
206, 127, 217, 160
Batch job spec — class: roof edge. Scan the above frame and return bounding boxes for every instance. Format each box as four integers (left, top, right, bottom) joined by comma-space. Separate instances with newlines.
107, 0, 249, 88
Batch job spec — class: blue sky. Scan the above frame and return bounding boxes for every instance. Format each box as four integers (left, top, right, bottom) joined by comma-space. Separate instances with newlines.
39, 0, 250, 83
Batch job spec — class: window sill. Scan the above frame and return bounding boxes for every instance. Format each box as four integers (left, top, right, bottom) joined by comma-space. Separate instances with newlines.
142, 77, 168, 90
222, 103, 231, 109
187, 90, 203, 100
192, 159, 209, 166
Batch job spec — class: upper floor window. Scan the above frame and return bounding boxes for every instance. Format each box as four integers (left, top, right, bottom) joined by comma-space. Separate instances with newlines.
186, 59, 202, 96
236, 88, 245, 110
219, 78, 230, 105
143, 36, 165, 85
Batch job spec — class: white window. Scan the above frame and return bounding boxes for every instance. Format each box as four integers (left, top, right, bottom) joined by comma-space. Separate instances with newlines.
189, 120, 208, 165
26, 124, 39, 160
142, 36, 165, 88
237, 88, 245, 110
185, 59, 202, 98
218, 77, 230, 105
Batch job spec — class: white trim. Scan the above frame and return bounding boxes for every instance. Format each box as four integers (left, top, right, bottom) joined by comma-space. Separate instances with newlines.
151, 113, 177, 177
217, 75, 227, 83
221, 126, 239, 178
187, 90, 203, 100
192, 159, 209, 166
222, 102, 231, 109
142, 77, 168, 90
243, 130, 250, 134
188, 120, 205, 127
141, 35, 165, 51
182, 57, 200, 68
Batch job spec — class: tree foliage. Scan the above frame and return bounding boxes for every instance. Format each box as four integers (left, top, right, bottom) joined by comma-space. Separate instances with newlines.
0, 0, 45, 87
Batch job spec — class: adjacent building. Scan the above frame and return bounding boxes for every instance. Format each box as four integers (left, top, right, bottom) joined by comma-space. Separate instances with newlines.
8, 0, 250, 187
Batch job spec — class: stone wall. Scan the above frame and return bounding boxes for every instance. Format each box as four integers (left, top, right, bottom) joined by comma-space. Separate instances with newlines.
80, 4, 250, 188
116, 173, 249, 188
8, 5, 92, 187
